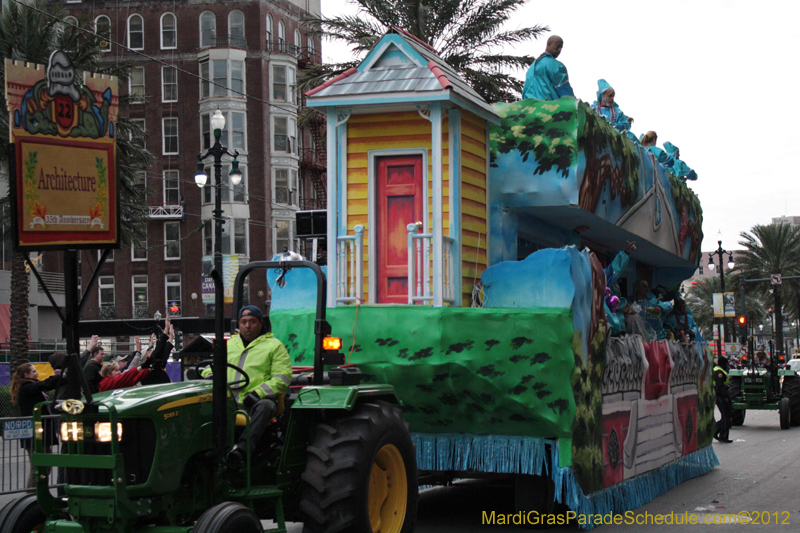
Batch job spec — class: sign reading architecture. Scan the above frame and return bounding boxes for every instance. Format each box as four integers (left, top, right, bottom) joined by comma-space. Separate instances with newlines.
5, 52, 118, 249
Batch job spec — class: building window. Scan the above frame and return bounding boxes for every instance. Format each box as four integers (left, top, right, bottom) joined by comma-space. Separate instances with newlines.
231, 60, 243, 96
698, 266, 704, 276
229, 10, 245, 47
133, 170, 146, 189
130, 118, 145, 149
162, 66, 178, 102
294, 29, 301, 49
274, 219, 296, 255
132, 238, 147, 261
164, 170, 180, 204
166, 274, 181, 317
274, 168, 298, 206
64, 16, 78, 26
161, 13, 176, 49
278, 20, 285, 51
127, 15, 143, 50
201, 114, 211, 151
213, 60, 226, 97
164, 222, 181, 260
95, 15, 111, 52
308, 37, 315, 61
132, 275, 148, 318
99, 275, 115, 308
274, 116, 288, 152
203, 218, 248, 255
231, 112, 245, 150
98, 249, 114, 262
273, 116, 295, 153
162, 118, 178, 155
273, 65, 286, 101
129, 66, 145, 103
265, 14, 272, 44
199, 60, 210, 98
200, 12, 215, 47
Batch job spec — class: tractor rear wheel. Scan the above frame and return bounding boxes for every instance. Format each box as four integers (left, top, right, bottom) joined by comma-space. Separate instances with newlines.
193, 502, 262, 533
780, 397, 791, 430
781, 375, 800, 426
0, 494, 45, 533
300, 400, 418, 533
728, 377, 745, 426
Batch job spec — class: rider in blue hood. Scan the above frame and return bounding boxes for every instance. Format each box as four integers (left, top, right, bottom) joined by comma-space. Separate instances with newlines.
591, 79, 630, 132
664, 142, 698, 181
522, 35, 575, 101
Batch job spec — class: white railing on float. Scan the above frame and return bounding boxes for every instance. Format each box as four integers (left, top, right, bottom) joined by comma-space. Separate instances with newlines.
336, 225, 365, 304
407, 224, 456, 305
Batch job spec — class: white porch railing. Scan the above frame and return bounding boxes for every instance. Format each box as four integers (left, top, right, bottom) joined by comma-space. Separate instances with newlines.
336, 225, 365, 304
407, 225, 456, 305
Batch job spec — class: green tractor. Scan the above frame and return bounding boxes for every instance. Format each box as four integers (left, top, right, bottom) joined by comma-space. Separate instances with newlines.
1, 260, 418, 533
728, 342, 800, 429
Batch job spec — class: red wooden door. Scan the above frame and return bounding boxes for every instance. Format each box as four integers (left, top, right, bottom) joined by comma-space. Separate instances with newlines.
376, 155, 423, 303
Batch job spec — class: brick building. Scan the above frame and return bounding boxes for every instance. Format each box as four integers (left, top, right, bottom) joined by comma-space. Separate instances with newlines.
56, 0, 325, 324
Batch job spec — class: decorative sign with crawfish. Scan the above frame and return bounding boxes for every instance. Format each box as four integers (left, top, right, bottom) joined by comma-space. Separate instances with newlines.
5, 51, 118, 249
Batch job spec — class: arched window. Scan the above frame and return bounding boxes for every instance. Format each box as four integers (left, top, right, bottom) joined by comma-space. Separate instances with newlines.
95, 15, 111, 52
128, 15, 144, 50
229, 10, 245, 47
308, 36, 315, 62
294, 29, 301, 49
278, 20, 285, 51
266, 14, 273, 44
64, 16, 78, 27
200, 12, 216, 47
161, 13, 177, 49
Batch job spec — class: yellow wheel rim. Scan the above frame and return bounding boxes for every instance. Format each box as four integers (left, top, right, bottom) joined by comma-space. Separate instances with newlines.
368, 444, 408, 533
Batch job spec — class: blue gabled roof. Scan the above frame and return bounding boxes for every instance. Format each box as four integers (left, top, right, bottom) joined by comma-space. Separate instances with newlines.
306, 28, 498, 123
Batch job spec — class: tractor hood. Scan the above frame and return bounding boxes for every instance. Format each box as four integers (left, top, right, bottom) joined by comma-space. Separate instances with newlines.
90, 381, 216, 417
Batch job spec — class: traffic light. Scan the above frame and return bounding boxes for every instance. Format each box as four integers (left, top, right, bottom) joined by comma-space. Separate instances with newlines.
174, 330, 183, 352
738, 315, 747, 342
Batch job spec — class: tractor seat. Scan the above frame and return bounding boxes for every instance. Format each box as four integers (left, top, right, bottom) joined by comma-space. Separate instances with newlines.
235, 394, 285, 427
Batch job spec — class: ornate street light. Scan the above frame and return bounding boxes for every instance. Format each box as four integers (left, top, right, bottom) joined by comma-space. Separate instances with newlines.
195, 109, 241, 455
708, 232, 735, 351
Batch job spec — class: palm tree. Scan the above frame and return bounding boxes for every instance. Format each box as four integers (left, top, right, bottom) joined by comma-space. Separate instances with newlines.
0, 1, 151, 372
303, 0, 548, 103
735, 224, 800, 356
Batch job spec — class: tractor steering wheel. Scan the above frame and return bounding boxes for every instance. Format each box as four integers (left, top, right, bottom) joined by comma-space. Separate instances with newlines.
192, 359, 251, 391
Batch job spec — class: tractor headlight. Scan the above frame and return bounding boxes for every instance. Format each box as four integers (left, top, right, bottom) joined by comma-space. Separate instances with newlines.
60, 421, 82, 441
94, 422, 123, 442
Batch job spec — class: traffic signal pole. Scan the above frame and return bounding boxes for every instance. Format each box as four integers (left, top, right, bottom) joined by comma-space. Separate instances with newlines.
740, 275, 800, 358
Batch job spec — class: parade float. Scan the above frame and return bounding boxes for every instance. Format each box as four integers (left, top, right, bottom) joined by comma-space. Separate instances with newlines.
270, 28, 715, 522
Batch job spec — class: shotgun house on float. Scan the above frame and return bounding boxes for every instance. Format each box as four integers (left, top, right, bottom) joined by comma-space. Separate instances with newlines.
305, 27, 498, 308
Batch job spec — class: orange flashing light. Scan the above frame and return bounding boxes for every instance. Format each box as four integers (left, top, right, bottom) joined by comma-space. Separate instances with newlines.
323, 337, 342, 351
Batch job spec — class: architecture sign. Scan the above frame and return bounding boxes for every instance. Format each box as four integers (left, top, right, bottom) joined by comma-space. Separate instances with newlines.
5, 52, 118, 249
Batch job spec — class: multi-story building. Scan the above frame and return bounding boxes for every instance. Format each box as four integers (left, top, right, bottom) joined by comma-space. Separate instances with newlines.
56, 0, 325, 324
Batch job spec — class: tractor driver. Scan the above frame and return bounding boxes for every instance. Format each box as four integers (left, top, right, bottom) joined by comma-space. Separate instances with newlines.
226, 305, 292, 463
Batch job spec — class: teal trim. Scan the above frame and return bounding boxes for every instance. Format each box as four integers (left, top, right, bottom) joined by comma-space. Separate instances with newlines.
326, 108, 338, 306
337, 118, 348, 236
358, 34, 427, 72
412, 433, 718, 530
449, 109, 462, 304
309, 92, 451, 108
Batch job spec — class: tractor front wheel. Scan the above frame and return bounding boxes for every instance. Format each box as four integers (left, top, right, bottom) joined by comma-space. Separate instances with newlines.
193, 502, 262, 533
781, 374, 800, 426
0, 494, 45, 533
780, 397, 791, 430
300, 400, 418, 533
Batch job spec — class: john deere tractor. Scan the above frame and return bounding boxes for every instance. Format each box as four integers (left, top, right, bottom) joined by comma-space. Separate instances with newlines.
0, 260, 418, 533
728, 341, 800, 429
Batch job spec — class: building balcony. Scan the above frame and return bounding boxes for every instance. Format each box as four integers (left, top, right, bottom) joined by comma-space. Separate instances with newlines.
300, 198, 326, 210
133, 303, 150, 319
267, 40, 300, 57
99, 306, 116, 320
297, 47, 322, 67
200, 33, 247, 50
299, 148, 327, 171
149, 202, 185, 219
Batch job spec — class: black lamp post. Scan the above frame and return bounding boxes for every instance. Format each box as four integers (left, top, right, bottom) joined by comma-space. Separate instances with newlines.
707, 233, 735, 354
195, 109, 242, 455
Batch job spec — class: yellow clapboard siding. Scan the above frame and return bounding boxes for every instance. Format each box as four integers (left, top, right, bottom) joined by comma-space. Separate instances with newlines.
350, 112, 421, 124
463, 217, 487, 234
462, 182, 486, 203
462, 135, 487, 158
463, 199, 487, 218
349, 137, 432, 152
347, 183, 369, 200
462, 150, 487, 174
347, 169, 369, 185
349, 121, 432, 138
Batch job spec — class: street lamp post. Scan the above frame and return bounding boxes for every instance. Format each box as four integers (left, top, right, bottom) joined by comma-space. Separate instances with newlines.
707, 233, 735, 356
195, 110, 242, 455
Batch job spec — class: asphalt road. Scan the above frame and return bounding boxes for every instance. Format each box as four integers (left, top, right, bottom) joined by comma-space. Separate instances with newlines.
3, 408, 798, 532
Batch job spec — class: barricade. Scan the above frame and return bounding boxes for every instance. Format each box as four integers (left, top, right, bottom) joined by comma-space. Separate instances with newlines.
0, 414, 61, 494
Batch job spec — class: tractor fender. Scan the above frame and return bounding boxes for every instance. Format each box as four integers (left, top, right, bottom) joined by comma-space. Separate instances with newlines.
291, 385, 400, 411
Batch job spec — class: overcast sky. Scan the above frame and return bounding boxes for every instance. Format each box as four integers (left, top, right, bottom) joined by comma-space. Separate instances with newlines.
320, 0, 800, 252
